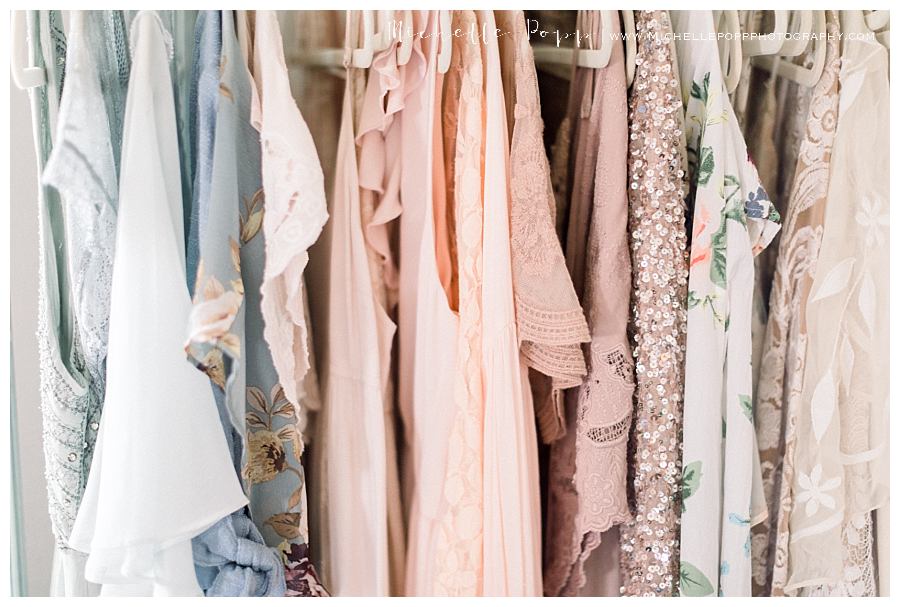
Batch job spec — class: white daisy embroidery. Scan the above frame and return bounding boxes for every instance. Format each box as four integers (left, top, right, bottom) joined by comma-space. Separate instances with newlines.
855, 195, 889, 249
796, 464, 842, 517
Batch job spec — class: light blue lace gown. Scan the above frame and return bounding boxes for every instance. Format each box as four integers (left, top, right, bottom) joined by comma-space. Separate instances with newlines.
30, 9, 127, 597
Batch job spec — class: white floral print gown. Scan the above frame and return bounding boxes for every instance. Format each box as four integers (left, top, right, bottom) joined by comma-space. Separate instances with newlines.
672, 10, 781, 598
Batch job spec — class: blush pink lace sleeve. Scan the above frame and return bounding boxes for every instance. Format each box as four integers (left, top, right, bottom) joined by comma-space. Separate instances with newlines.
544, 17, 634, 596
497, 11, 590, 445
251, 12, 328, 411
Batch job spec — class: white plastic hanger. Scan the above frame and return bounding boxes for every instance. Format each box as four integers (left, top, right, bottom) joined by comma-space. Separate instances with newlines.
841, 9, 875, 45
351, 10, 375, 68
436, 10, 451, 74
373, 10, 393, 54
10, 10, 46, 90
755, 10, 827, 87
291, 10, 373, 70
779, 10, 813, 57
622, 10, 636, 87
863, 10, 890, 50
716, 10, 743, 94
742, 10, 788, 57
396, 9, 413, 66
532, 10, 615, 75
865, 10, 889, 32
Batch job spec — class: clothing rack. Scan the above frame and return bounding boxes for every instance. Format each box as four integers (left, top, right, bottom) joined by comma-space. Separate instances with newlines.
10, 9, 891, 599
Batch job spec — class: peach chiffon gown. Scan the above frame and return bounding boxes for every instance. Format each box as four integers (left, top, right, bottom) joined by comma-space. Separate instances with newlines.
399, 10, 461, 596
477, 10, 543, 597
400, 10, 542, 596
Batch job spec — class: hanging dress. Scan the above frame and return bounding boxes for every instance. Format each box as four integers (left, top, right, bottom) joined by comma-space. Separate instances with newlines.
42, 10, 130, 594
401, 10, 461, 596
751, 11, 841, 596
432, 9, 485, 596
246, 10, 328, 596
618, 9, 689, 598
42, 11, 131, 596
311, 13, 402, 596
253, 11, 327, 425
672, 9, 782, 597
544, 13, 633, 596
356, 13, 408, 596
25, 8, 96, 598
786, 16, 889, 595
495, 10, 590, 447
478, 10, 543, 596
67, 11, 248, 596
184, 11, 285, 597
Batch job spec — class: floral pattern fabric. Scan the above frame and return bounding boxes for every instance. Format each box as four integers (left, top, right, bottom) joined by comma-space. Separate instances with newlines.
183, 9, 326, 596
672, 10, 781, 597
184, 13, 288, 598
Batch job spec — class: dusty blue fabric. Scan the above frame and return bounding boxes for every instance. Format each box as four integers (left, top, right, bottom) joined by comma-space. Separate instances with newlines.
185, 10, 220, 294
187, 11, 285, 597
158, 10, 198, 260
193, 509, 286, 597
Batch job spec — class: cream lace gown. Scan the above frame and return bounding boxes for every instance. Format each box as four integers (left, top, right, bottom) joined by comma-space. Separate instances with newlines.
786, 19, 889, 595
673, 10, 781, 597
750, 11, 841, 596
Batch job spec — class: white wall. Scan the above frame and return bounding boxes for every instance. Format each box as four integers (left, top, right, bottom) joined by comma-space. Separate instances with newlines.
10, 75, 54, 597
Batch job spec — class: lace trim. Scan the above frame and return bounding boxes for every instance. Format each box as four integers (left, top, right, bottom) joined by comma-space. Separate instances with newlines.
520, 341, 587, 387
602, 348, 635, 387
800, 514, 876, 597
433, 11, 485, 595
503, 11, 590, 444
586, 417, 630, 445
515, 298, 592, 346
754, 14, 841, 596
